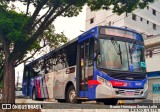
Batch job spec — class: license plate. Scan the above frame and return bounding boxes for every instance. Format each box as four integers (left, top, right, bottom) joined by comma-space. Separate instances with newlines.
126, 91, 134, 96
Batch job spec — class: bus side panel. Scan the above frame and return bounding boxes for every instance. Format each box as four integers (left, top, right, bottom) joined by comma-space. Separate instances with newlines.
88, 85, 97, 99
53, 69, 66, 99
22, 79, 28, 96
45, 73, 54, 98
53, 66, 76, 99
63, 66, 76, 98
33, 76, 50, 99
22, 78, 33, 97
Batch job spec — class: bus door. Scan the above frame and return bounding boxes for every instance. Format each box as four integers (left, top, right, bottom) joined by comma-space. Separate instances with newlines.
79, 39, 92, 98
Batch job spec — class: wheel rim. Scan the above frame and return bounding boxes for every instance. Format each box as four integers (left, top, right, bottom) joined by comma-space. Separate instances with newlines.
69, 89, 76, 103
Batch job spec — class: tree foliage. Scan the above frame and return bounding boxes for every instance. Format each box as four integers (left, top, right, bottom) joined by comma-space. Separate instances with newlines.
0, 0, 154, 103
0, 3, 68, 66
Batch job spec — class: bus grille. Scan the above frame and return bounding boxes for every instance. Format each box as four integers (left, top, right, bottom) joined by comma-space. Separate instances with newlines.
116, 89, 142, 96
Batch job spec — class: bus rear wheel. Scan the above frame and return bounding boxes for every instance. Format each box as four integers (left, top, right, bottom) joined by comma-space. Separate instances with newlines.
57, 99, 66, 103
66, 85, 77, 103
103, 99, 118, 105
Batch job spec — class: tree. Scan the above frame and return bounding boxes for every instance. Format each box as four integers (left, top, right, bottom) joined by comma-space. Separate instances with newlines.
0, 41, 4, 89
0, 0, 154, 103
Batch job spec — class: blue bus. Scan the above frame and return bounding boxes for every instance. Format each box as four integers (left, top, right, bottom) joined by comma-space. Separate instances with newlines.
22, 26, 148, 105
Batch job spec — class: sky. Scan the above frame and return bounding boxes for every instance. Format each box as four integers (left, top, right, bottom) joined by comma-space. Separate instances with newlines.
14, 2, 86, 83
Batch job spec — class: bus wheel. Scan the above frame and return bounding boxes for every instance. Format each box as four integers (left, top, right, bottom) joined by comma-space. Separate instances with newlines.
57, 99, 65, 103
66, 85, 77, 103
32, 88, 37, 100
103, 99, 118, 105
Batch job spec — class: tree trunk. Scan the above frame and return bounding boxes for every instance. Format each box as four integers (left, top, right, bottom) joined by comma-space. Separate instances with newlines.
2, 60, 15, 103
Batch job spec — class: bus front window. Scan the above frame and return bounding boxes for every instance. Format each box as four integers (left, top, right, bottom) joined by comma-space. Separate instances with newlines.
127, 43, 145, 72
97, 39, 128, 71
97, 38, 145, 72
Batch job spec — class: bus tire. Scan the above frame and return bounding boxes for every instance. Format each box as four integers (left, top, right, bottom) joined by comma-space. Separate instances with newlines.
57, 99, 65, 103
38, 98, 44, 101
66, 85, 78, 103
32, 88, 37, 100
103, 99, 118, 105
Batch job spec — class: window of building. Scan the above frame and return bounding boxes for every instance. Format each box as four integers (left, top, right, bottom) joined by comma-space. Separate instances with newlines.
90, 18, 94, 24
132, 14, 136, 21
147, 6, 149, 10
153, 9, 156, 16
140, 17, 143, 21
147, 20, 149, 24
146, 50, 153, 58
153, 23, 156, 30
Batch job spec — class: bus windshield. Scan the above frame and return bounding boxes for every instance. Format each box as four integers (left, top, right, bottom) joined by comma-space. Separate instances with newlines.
97, 38, 145, 72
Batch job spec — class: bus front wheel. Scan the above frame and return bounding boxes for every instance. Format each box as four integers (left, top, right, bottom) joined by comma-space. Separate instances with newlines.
66, 85, 77, 103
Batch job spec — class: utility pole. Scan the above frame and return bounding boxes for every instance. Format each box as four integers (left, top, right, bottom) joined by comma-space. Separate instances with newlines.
16, 71, 19, 87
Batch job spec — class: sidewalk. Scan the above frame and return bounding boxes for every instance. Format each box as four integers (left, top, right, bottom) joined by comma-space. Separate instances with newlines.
135, 99, 153, 104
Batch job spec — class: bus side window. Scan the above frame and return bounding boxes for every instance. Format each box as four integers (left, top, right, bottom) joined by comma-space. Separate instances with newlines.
89, 38, 94, 65
88, 38, 94, 80
45, 59, 52, 74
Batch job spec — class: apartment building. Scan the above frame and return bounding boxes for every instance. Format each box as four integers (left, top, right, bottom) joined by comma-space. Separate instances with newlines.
85, 0, 160, 37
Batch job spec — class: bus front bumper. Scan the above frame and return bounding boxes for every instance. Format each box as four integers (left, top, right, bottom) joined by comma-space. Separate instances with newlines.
96, 84, 148, 99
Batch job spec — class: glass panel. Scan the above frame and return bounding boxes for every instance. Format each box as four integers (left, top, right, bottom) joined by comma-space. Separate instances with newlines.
80, 45, 85, 81
127, 43, 145, 72
85, 42, 89, 82
100, 27, 141, 39
97, 39, 128, 71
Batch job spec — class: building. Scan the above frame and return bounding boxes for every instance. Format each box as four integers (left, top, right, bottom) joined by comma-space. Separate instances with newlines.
145, 34, 160, 72
145, 35, 160, 100
85, 0, 160, 101
85, 0, 160, 37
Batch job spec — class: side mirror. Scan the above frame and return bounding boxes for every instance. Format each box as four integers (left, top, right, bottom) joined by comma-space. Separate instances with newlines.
141, 62, 146, 68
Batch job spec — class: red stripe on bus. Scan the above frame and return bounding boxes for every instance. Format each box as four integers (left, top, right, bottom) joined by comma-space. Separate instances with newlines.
110, 80, 125, 86
88, 80, 101, 85
36, 80, 41, 98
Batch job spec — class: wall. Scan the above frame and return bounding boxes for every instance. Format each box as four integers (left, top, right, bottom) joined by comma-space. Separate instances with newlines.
148, 77, 160, 100
146, 55, 160, 72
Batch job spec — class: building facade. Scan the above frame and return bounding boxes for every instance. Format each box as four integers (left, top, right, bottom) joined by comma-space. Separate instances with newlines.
145, 35, 160, 100
85, 0, 160, 37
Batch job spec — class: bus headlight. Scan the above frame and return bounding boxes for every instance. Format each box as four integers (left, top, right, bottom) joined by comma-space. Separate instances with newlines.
97, 76, 112, 87
105, 80, 112, 86
144, 81, 148, 90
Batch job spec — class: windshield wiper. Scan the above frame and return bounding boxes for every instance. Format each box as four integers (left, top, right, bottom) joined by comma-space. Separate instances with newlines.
129, 41, 137, 54
129, 41, 138, 63
111, 37, 122, 64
